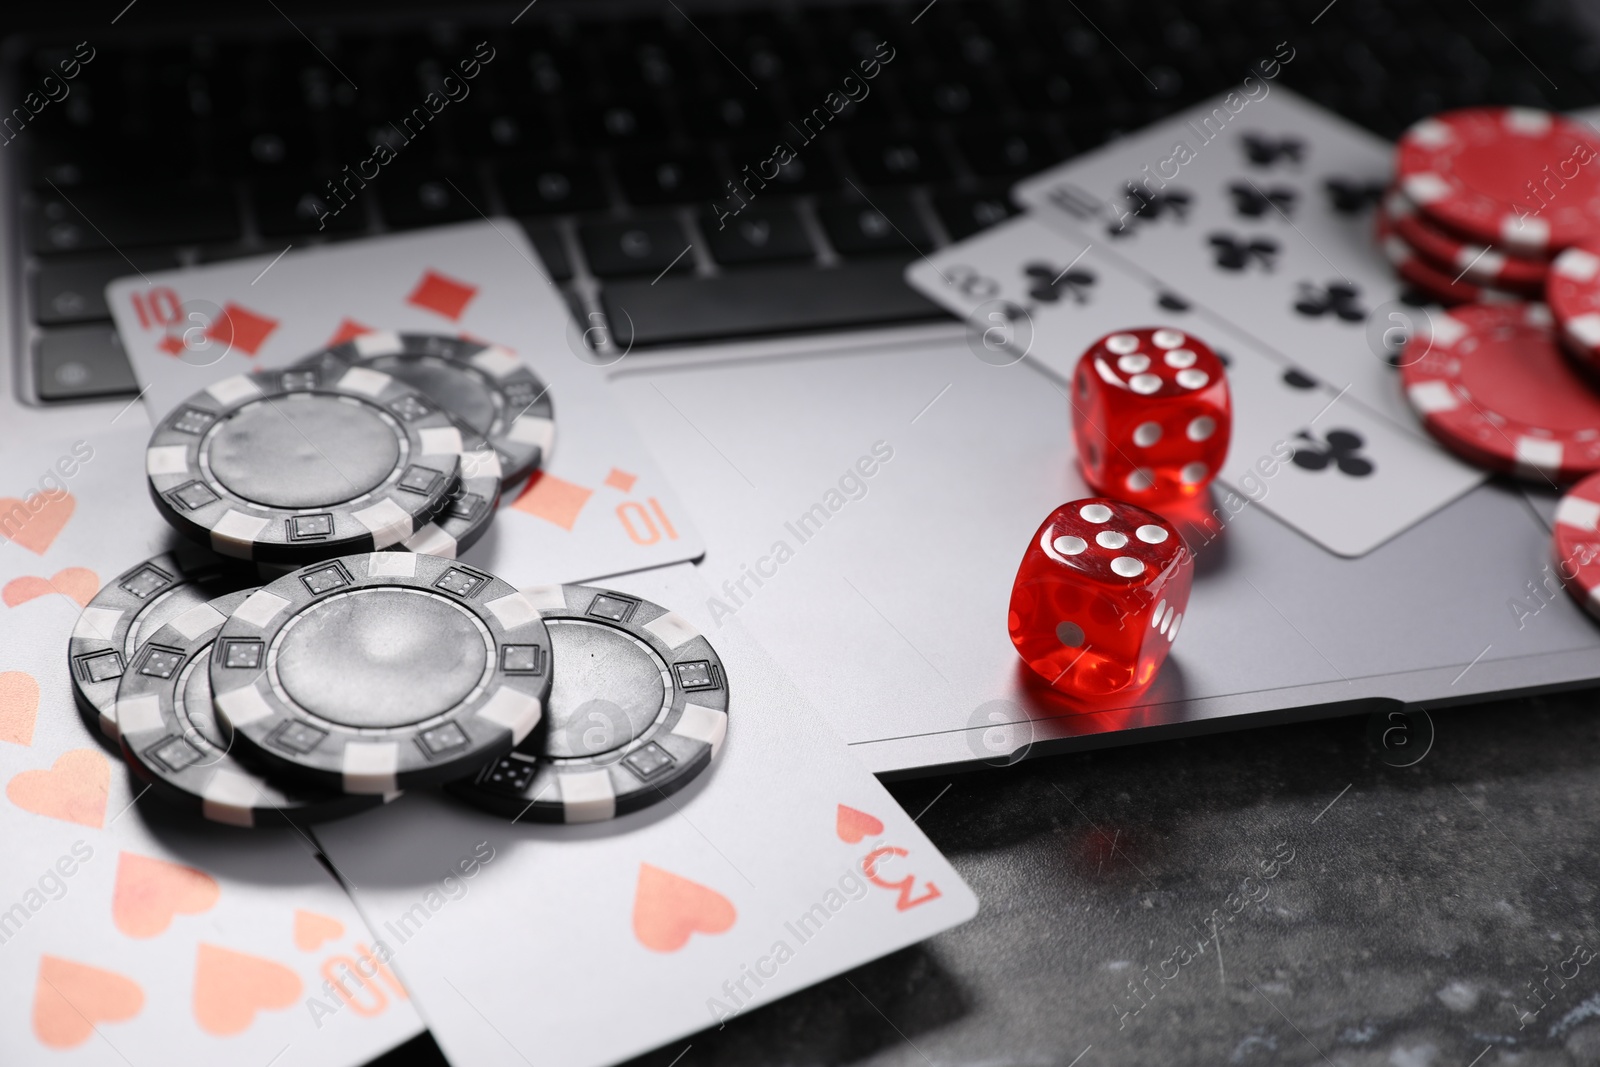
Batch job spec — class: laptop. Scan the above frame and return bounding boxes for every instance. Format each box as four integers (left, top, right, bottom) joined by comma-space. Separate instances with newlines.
6, 0, 1600, 786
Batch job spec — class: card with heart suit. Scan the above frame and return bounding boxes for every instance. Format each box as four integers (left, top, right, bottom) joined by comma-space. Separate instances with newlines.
1013, 85, 1448, 437
313, 560, 977, 1067
904, 212, 1484, 557
105, 220, 704, 588
0, 429, 423, 1066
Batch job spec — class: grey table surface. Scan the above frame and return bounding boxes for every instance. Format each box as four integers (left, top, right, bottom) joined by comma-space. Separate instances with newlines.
603, 688, 1600, 1067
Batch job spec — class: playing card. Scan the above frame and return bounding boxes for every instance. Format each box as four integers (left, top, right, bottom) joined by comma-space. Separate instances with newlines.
1013, 85, 1451, 438
312, 561, 977, 1067
105, 220, 705, 587
904, 212, 1484, 556
0, 429, 423, 1066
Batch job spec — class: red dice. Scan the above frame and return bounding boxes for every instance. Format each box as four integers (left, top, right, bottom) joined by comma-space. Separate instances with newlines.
1071, 327, 1231, 504
1008, 498, 1192, 698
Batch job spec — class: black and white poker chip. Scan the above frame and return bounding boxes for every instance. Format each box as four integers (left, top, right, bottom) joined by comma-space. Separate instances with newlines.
315, 332, 555, 489
69, 546, 260, 740
211, 552, 552, 794
146, 354, 464, 564
403, 437, 502, 559
446, 584, 728, 823
117, 589, 390, 827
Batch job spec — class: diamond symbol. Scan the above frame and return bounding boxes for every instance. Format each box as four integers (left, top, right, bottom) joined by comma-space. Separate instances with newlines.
406, 270, 478, 321
205, 302, 278, 356
157, 334, 184, 356
603, 468, 637, 493
327, 317, 375, 346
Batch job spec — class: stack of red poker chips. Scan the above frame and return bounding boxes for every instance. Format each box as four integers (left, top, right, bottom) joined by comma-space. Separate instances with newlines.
1377, 107, 1600, 305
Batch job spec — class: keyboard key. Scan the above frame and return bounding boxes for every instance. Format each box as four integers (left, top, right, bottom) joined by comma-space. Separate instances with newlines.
579, 218, 693, 277
570, 98, 672, 146
726, 139, 842, 194
251, 175, 369, 237
29, 184, 239, 253
933, 186, 1018, 240
601, 259, 942, 346
614, 150, 715, 206
518, 221, 574, 281
377, 170, 487, 229
844, 132, 949, 186
685, 90, 780, 138
817, 192, 932, 256
34, 324, 138, 401
700, 205, 814, 265
33, 251, 180, 326
497, 157, 610, 215
956, 126, 1057, 177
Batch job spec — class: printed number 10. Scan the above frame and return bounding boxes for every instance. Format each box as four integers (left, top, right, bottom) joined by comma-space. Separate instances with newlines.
618, 497, 678, 545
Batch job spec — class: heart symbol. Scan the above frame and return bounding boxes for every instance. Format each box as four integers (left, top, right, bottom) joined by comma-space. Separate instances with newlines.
8, 748, 109, 827
293, 909, 345, 952
632, 863, 736, 953
192, 943, 303, 1036
836, 804, 885, 844
113, 852, 221, 939
0, 492, 75, 554
0, 671, 39, 746
32, 955, 144, 1049
3, 568, 99, 608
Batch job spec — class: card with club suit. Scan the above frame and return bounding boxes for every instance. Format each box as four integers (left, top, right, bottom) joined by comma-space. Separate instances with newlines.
904, 212, 1483, 557
1012, 84, 1458, 438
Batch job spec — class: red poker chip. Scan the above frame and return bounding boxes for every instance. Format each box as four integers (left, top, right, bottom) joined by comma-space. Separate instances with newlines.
1552, 471, 1600, 622
1399, 302, 1600, 483
1374, 208, 1523, 306
1395, 107, 1600, 254
1545, 240, 1600, 369
1383, 188, 1549, 290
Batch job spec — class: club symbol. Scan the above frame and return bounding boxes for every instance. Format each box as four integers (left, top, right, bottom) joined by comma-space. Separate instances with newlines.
1107, 181, 1192, 237
1022, 261, 1095, 304
1290, 429, 1374, 477
1228, 182, 1297, 219
1293, 280, 1366, 321
1324, 177, 1386, 216
1281, 368, 1318, 390
1208, 233, 1280, 272
1241, 132, 1305, 167
1157, 291, 1190, 312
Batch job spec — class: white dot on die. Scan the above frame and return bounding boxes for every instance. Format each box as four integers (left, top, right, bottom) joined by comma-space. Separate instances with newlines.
1117, 354, 1151, 373
1152, 328, 1186, 349
1187, 416, 1216, 441
1133, 421, 1162, 446
1125, 468, 1153, 491
1136, 524, 1168, 544
1151, 599, 1167, 627
1130, 373, 1162, 394
1056, 620, 1086, 647
1180, 462, 1209, 484
1167, 613, 1183, 642
1163, 348, 1197, 368
1106, 333, 1140, 354
1052, 535, 1087, 555
1096, 530, 1128, 549
1079, 503, 1112, 523
1111, 556, 1145, 577
1158, 605, 1173, 633
1176, 368, 1210, 389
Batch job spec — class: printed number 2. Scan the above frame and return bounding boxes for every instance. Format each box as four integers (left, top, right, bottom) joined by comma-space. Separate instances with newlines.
618, 497, 678, 545
862, 846, 942, 911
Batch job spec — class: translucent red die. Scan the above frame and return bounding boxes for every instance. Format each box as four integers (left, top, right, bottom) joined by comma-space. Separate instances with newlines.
1008, 498, 1192, 698
1071, 327, 1231, 503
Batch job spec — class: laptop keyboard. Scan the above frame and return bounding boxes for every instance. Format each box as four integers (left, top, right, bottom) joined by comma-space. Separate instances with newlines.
15, 0, 1600, 402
